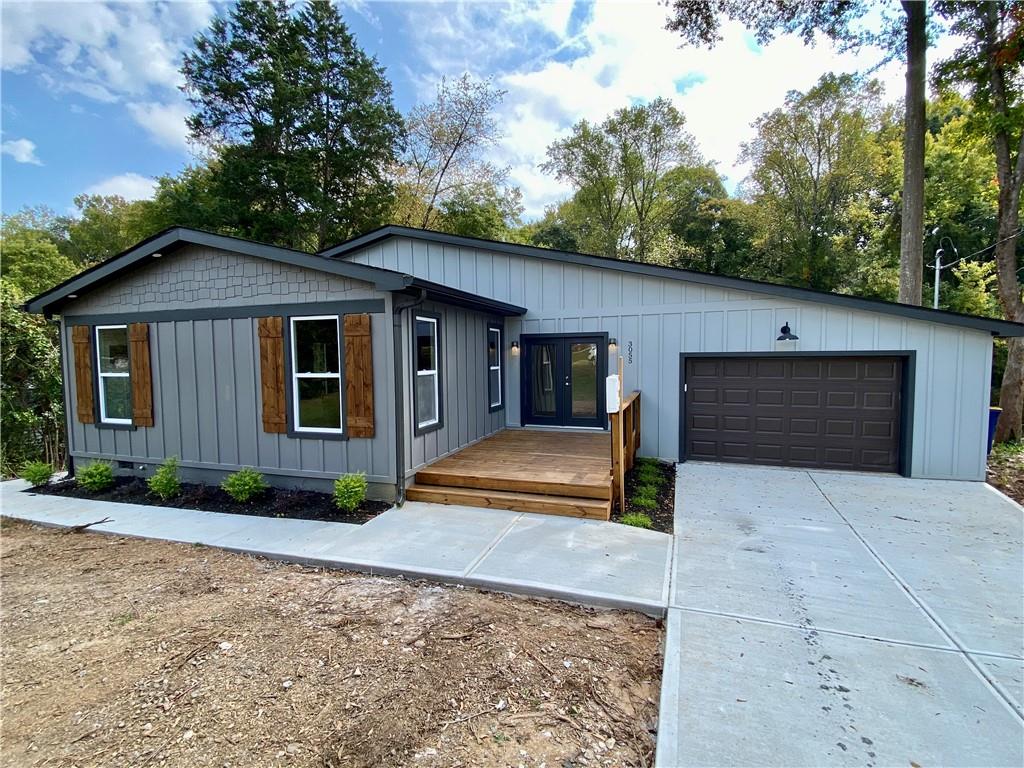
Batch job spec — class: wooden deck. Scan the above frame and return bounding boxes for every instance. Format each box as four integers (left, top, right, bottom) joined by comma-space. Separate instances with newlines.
406, 429, 613, 519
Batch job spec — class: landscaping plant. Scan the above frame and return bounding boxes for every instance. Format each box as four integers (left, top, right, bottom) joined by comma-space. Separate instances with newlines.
147, 457, 181, 501
221, 467, 269, 503
77, 461, 115, 492
620, 512, 653, 529
20, 461, 53, 487
334, 472, 367, 512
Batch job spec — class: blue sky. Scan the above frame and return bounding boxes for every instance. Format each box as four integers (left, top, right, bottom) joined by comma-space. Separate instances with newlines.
1, 1, 957, 221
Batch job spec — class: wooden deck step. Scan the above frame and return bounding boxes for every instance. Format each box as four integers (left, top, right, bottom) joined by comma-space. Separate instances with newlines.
414, 467, 611, 500
405, 484, 611, 520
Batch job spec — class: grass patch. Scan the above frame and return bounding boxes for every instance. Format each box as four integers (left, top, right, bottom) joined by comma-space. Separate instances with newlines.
620, 512, 653, 529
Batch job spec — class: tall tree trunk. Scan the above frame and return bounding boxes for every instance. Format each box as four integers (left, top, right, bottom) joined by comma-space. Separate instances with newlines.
898, 0, 927, 306
983, 2, 1024, 442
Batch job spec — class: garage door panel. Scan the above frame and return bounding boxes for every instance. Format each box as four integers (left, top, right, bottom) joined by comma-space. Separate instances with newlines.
684, 356, 902, 473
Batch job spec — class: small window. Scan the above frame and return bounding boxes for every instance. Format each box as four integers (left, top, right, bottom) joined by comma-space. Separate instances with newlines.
96, 325, 132, 424
487, 326, 502, 410
291, 316, 343, 433
414, 315, 441, 431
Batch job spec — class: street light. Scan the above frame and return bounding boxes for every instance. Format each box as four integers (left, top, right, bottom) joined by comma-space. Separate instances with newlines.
929, 232, 959, 310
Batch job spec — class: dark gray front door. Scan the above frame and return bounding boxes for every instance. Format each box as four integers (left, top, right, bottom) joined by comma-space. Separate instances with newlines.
522, 335, 605, 428
683, 355, 903, 472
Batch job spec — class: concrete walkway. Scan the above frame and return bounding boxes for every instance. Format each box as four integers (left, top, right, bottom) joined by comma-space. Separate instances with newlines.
0, 480, 671, 615
657, 463, 1024, 768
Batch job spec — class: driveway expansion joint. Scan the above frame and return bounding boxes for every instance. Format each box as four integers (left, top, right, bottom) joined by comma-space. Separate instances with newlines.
807, 471, 1024, 722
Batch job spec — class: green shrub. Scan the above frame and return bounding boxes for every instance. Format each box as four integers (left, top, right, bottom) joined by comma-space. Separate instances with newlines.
633, 495, 658, 511
221, 467, 269, 503
636, 466, 661, 485
334, 473, 368, 512
20, 461, 53, 487
78, 461, 115, 492
620, 512, 653, 529
147, 457, 181, 501
634, 482, 659, 499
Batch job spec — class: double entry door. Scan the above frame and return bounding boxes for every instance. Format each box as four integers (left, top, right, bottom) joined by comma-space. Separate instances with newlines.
521, 334, 606, 428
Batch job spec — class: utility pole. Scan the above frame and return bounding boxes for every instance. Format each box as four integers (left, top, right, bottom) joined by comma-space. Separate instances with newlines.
929, 235, 959, 310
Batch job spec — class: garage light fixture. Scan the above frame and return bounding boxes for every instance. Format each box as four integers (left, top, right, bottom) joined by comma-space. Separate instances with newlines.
776, 322, 799, 341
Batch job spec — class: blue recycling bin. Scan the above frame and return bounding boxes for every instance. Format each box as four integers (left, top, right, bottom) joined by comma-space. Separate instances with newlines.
988, 407, 1002, 454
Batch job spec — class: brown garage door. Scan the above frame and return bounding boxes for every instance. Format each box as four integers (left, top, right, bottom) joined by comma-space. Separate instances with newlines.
683, 356, 903, 472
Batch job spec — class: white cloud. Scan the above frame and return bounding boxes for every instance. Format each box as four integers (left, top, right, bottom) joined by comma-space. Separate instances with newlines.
84, 172, 157, 201
402, 1, 963, 219
1, 1, 212, 153
126, 101, 192, 152
1, 137, 42, 165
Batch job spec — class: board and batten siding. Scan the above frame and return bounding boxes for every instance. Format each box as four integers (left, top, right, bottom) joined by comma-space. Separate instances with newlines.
344, 236, 993, 482
59, 244, 398, 492
400, 300, 505, 476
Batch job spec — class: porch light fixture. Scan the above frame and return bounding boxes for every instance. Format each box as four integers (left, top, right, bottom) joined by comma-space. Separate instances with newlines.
510, 340, 520, 355
151, 252, 162, 258
776, 322, 799, 341
68, 294, 78, 299
609, 338, 618, 354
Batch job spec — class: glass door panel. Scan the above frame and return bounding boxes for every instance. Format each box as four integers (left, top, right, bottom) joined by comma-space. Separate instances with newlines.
569, 342, 598, 418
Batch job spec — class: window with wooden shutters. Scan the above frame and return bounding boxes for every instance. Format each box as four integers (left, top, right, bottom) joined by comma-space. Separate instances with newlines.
290, 315, 343, 434
95, 325, 132, 425
257, 316, 287, 433
71, 325, 96, 424
344, 314, 374, 438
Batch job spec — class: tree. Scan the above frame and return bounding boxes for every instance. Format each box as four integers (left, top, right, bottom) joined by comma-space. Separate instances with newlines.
436, 182, 523, 240
182, 0, 402, 249
543, 98, 700, 261
738, 74, 885, 291
0, 281, 65, 473
64, 195, 156, 263
0, 220, 78, 296
934, 1, 1024, 440
664, 0, 929, 304
395, 74, 513, 231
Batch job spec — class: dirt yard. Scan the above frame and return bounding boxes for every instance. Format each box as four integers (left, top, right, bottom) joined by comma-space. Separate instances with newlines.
987, 441, 1024, 505
0, 520, 662, 768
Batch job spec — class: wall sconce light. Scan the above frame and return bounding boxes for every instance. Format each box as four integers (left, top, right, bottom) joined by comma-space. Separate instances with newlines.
776, 322, 799, 341
609, 338, 618, 354
510, 340, 520, 355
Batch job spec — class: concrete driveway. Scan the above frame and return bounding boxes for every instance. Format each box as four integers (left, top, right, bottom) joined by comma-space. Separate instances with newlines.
658, 463, 1023, 768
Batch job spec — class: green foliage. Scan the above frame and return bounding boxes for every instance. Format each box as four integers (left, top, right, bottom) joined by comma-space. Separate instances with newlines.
620, 512, 653, 529
542, 97, 700, 261
0, 223, 78, 296
436, 182, 523, 241
333, 473, 368, 512
990, 439, 1024, 461
78, 461, 115, 493
221, 467, 270, 503
182, 0, 402, 250
147, 457, 182, 501
20, 461, 53, 487
0, 280, 65, 476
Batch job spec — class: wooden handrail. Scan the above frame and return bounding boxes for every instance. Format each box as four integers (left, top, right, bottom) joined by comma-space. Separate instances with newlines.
610, 390, 641, 512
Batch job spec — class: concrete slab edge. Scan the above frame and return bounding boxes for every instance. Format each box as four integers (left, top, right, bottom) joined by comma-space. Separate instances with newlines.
983, 482, 1024, 514
2, 512, 667, 618
654, 608, 682, 768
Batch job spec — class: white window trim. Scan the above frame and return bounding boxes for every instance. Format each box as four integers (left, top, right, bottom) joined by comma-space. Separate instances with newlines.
415, 315, 440, 430
488, 326, 502, 408
290, 315, 344, 434
95, 324, 132, 425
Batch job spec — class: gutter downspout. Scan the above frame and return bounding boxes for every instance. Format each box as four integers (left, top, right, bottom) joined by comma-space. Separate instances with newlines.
391, 288, 427, 506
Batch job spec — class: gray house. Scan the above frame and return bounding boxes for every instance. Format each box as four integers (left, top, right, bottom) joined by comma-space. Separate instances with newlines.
25, 226, 1023, 514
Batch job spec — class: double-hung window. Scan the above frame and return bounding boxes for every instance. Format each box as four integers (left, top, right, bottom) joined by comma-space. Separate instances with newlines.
96, 325, 132, 424
487, 326, 502, 411
414, 315, 441, 431
291, 316, 343, 434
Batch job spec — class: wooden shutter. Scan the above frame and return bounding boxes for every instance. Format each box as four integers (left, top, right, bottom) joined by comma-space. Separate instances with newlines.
344, 313, 374, 438
70, 325, 96, 424
258, 316, 287, 433
128, 323, 154, 427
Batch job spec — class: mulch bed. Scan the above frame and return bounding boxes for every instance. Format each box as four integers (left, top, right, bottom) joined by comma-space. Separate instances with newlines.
987, 444, 1024, 505
610, 460, 675, 534
31, 476, 390, 524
